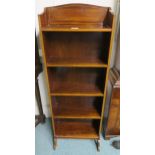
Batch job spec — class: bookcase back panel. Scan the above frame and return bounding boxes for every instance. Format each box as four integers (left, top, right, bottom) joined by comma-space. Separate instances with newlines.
40, 4, 110, 27
54, 119, 100, 138
43, 32, 111, 64
52, 96, 103, 119
48, 67, 106, 94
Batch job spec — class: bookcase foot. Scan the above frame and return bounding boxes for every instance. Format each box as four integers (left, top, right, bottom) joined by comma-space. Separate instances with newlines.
53, 138, 57, 150
95, 139, 100, 151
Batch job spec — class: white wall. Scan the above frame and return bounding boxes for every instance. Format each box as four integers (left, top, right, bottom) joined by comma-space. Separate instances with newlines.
35, 0, 119, 117
35, 72, 51, 117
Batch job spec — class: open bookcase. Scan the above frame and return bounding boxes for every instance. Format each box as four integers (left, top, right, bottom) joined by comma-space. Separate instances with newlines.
38, 4, 115, 151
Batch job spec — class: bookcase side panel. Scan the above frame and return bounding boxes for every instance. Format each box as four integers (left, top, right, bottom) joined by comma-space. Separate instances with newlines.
99, 12, 116, 135
38, 15, 56, 136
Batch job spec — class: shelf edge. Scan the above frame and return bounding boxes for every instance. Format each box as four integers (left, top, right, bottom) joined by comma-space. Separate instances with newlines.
41, 28, 112, 32
55, 135, 99, 139
54, 116, 101, 119
50, 93, 104, 97
47, 64, 108, 68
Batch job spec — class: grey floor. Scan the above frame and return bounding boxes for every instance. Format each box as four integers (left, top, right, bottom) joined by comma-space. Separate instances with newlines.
35, 118, 120, 155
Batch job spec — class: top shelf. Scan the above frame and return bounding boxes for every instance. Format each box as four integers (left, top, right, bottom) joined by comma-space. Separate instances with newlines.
39, 4, 114, 32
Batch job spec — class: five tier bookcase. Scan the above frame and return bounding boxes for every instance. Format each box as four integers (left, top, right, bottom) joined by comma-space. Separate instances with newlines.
38, 4, 115, 151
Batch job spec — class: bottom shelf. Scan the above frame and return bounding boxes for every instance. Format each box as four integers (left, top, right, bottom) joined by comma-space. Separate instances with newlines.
55, 119, 99, 139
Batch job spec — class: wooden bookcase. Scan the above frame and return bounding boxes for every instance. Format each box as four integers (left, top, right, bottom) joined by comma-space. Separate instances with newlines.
38, 4, 115, 151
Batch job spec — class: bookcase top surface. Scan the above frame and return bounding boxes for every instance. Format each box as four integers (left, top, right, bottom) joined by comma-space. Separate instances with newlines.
39, 4, 113, 31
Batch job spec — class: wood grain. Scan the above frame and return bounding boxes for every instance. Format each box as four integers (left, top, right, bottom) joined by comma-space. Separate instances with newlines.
55, 119, 99, 139
46, 57, 108, 68
43, 32, 110, 67
99, 12, 115, 135
39, 4, 112, 31
105, 68, 120, 139
52, 97, 102, 119
41, 27, 112, 32
48, 68, 106, 96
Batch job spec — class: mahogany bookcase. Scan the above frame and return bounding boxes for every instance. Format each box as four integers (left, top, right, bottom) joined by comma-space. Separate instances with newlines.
38, 4, 115, 151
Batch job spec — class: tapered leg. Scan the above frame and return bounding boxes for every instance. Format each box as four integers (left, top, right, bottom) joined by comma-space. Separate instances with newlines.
53, 138, 58, 150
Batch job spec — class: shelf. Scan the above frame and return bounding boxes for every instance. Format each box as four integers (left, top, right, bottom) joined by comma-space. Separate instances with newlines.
50, 93, 103, 96
52, 96, 102, 119
48, 68, 106, 96
55, 119, 99, 139
41, 26, 112, 32
43, 32, 110, 67
47, 57, 108, 68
